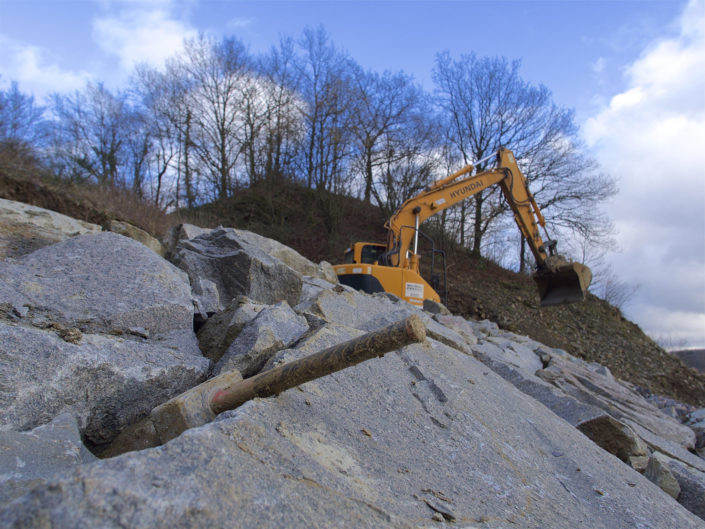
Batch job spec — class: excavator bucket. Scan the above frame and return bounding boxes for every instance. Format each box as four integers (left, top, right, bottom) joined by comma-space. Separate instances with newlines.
533, 261, 592, 307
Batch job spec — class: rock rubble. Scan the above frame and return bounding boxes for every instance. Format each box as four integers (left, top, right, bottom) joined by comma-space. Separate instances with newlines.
0, 205, 704, 528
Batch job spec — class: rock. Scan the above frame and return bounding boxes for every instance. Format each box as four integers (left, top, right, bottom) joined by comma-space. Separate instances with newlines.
472, 338, 543, 377
172, 227, 303, 315
0, 198, 101, 260
296, 276, 338, 309
0, 232, 194, 336
646, 452, 682, 498
214, 301, 309, 377
107, 220, 165, 256
433, 314, 478, 345
197, 296, 267, 363
161, 223, 211, 256
423, 298, 451, 315
645, 451, 705, 519
0, 321, 209, 446
576, 414, 648, 463
668, 457, 705, 520
1, 336, 700, 528
297, 288, 416, 331
0, 413, 96, 505
230, 228, 336, 283
536, 354, 696, 450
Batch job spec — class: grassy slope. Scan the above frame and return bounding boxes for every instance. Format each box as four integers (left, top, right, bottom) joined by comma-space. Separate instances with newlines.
2, 165, 704, 407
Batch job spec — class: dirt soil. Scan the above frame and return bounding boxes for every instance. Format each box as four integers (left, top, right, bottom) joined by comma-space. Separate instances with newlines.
3, 170, 705, 408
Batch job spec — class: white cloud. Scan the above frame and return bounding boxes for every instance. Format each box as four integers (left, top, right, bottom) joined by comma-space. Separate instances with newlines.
0, 34, 92, 101
227, 17, 255, 30
92, 3, 197, 71
583, 0, 705, 347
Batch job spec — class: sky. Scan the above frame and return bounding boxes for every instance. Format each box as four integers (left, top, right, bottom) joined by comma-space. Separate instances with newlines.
1, 0, 704, 348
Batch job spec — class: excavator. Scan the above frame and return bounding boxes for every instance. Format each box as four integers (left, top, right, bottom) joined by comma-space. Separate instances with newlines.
333, 147, 592, 308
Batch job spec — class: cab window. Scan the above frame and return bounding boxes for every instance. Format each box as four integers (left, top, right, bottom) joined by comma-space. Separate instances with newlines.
361, 244, 385, 264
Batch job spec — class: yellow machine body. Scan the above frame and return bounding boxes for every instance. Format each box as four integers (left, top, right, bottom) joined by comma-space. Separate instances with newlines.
332, 243, 440, 307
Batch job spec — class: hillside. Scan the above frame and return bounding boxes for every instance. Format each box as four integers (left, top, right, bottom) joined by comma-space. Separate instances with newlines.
2, 168, 704, 407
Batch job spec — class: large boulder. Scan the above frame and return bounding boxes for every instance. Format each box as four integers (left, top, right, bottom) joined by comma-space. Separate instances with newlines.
172, 227, 303, 316
0, 232, 195, 336
196, 296, 268, 363
0, 321, 209, 446
0, 332, 700, 528
0, 198, 101, 260
0, 231, 209, 448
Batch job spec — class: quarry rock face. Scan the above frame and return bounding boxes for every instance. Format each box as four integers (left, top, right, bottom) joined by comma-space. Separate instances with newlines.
1, 209, 705, 527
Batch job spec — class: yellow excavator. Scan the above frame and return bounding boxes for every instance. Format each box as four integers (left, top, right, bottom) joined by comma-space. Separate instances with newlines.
333, 147, 592, 308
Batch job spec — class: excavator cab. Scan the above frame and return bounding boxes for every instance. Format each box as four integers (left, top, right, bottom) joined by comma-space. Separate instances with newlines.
533, 257, 592, 307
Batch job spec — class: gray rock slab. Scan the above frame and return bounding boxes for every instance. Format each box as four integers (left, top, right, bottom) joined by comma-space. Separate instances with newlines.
298, 288, 417, 331
646, 452, 682, 499
473, 338, 543, 377
625, 419, 705, 473
214, 301, 309, 377
470, 342, 608, 427
172, 227, 303, 314
0, 232, 194, 335
231, 228, 336, 283
0, 198, 101, 260
197, 296, 267, 363
0, 322, 210, 445
2, 336, 701, 528
537, 354, 696, 450
433, 314, 478, 345
0, 413, 96, 506
646, 451, 705, 520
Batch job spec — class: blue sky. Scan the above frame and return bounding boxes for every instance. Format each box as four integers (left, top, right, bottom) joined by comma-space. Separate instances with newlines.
1, 0, 704, 347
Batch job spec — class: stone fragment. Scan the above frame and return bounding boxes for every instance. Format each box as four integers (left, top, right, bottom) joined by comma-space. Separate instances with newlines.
0, 198, 101, 260
172, 227, 303, 314
214, 301, 309, 377
0, 413, 96, 506
197, 296, 267, 363
107, 220, 165, 256
645, 452, 681, 498
576, 414, 648, 463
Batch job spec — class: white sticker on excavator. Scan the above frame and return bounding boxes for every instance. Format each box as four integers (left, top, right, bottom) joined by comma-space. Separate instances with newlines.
405, 282, 424, 299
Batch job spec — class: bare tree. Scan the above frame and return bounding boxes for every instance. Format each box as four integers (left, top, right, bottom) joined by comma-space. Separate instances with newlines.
257, 37, 305, 183
50, 83, 131, 186
0, 81, 47, 154
295, 26, 357, 193
174, 35, 253, 200
432, 52, 616, 262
